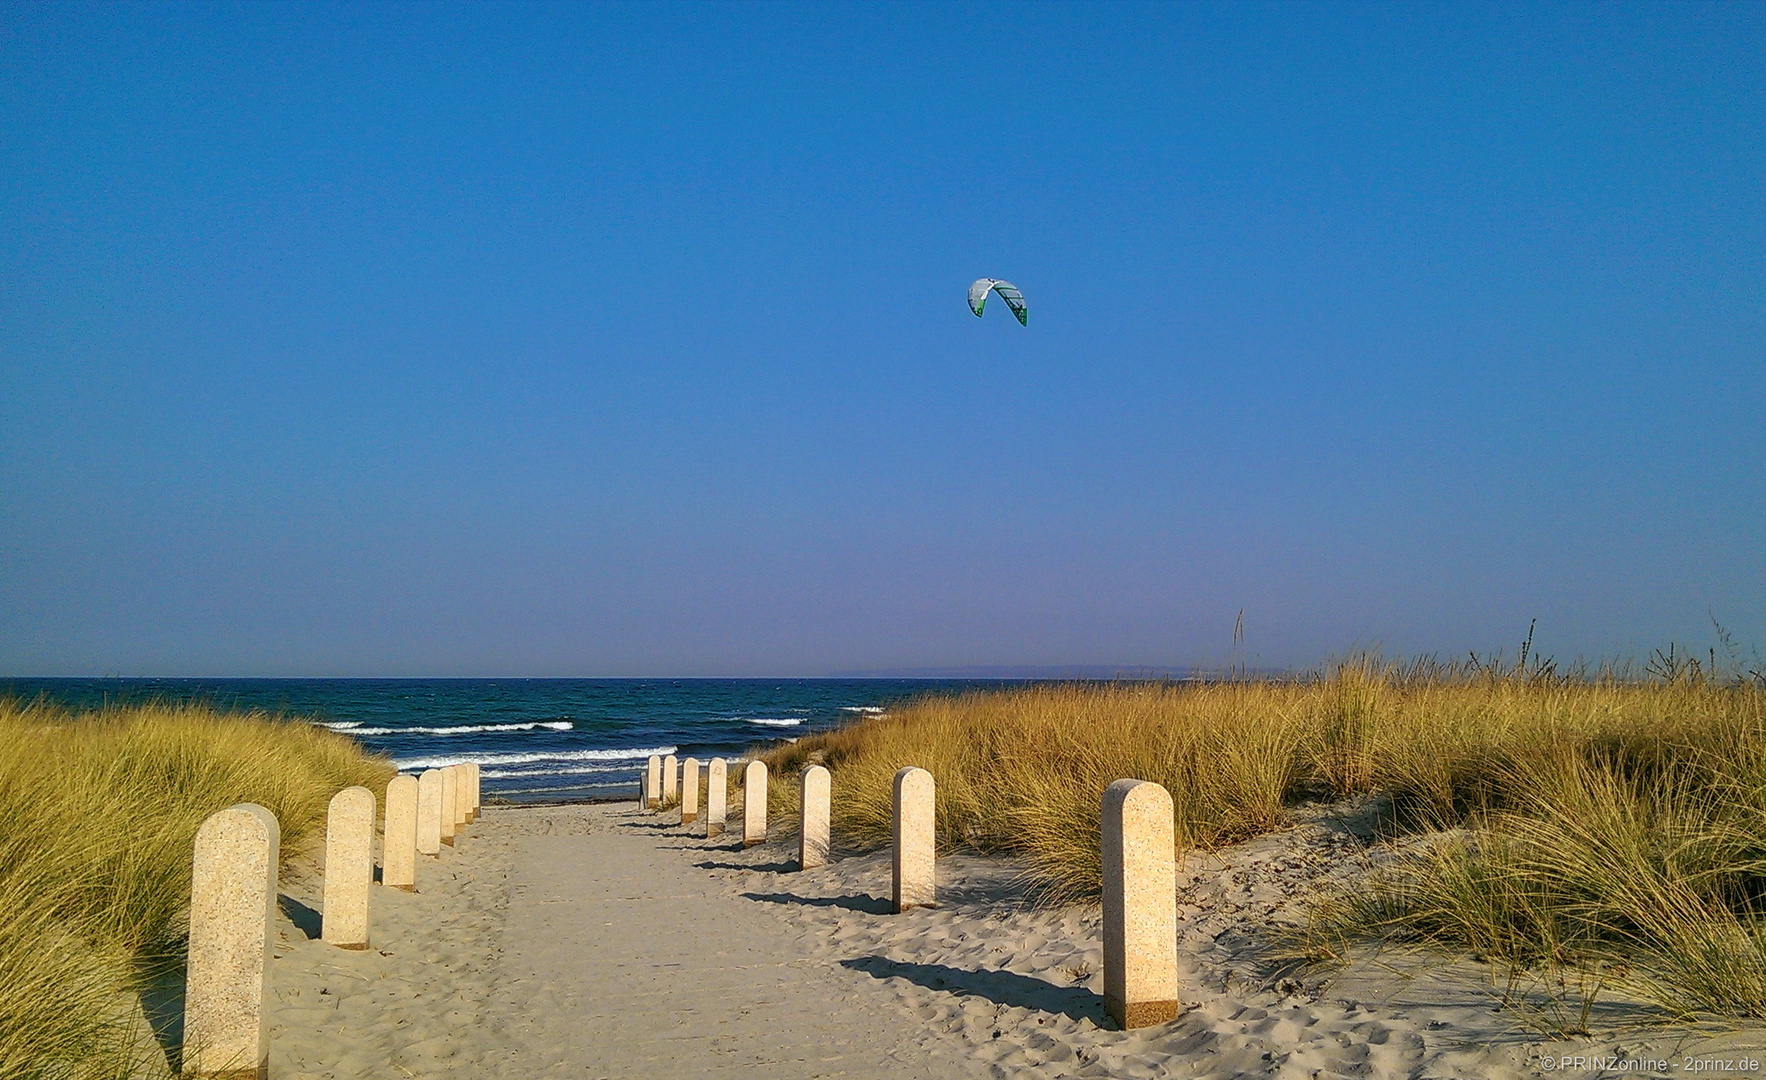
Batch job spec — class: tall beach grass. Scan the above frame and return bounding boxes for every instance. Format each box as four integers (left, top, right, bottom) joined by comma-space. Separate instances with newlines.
0, 697, 393, 1079
757, 660, 1766, 1017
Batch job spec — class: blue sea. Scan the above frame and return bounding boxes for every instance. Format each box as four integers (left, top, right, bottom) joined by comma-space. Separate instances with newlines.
4, 678, 1015, 803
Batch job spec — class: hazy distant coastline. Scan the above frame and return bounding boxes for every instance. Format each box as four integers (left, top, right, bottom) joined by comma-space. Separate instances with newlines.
826, 664, 1286, 680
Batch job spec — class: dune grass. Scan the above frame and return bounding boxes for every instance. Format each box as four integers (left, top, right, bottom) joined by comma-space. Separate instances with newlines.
756, 660, 1766, 1018
0, 697, 394, 1080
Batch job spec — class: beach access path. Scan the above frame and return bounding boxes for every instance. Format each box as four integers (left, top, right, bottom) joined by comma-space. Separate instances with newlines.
485, 808, 970, 1077
267, 802, 972, 1079
261, 802, 1766, 1080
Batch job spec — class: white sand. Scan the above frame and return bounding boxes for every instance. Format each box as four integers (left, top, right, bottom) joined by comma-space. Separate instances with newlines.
258, 801, 1766, 1078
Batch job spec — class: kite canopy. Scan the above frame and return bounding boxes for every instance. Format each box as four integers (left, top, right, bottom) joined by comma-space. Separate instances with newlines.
968, 278, 1027, 326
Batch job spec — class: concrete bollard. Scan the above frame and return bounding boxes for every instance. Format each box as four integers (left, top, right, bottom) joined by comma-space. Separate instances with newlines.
799, 764, 831, 871
646, 755, 662, 809
321, 786, 375, 949
465, 762, 479, 823
681, 758, 701, 824
383, 775, 419, 891
451, 764, 469, 832
471, 762, 481, 819
706, 758, 727, 838
184, 803, 279, 1079
663, 754, 679, 803
743, 760, 768, 847
417, 769, 444, 857
892, 766, 935, 912
440, 766, 458, 846
1101, 778, 1180, 1029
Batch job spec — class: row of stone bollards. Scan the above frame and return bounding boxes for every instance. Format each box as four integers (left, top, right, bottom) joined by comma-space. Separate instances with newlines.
638, 756, 1180, 1031
639, 753, 773, 846
181, 762, 483, 1078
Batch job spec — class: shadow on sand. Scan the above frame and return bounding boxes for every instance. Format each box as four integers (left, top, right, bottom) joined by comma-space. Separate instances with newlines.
840, 956, 1108, 1026
699, 860, 800, 873
742, 891, 894, 915
137, 965, 185, 1075
617, 820, 686, 832
278, 894, 322, 940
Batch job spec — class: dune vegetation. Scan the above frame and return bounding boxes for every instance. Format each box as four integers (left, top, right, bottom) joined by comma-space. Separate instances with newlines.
0, 697, 394, 1080
757, 653, 1766, 1019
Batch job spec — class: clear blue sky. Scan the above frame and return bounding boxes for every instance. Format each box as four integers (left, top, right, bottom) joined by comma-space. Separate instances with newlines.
2, 2, 1761, 677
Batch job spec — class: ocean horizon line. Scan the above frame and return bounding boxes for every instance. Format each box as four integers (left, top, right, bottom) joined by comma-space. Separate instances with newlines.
2, 668, 1286, 682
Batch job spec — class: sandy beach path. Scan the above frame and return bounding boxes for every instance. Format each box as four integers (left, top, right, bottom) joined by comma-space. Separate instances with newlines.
485, 805, 967, 1079
267, 802, 967, 1079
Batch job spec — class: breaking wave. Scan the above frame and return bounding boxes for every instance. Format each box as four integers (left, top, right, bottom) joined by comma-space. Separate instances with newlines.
325, 720, 573, 736
395, 745, 676, 771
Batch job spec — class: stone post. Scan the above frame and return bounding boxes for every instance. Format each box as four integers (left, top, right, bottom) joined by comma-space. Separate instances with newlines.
706, 758, 727, 838
892, 767, 935, 912
743, 760, 768, 847
1101, 778, 1180, 1029
646, 755, 662, 809
799, 764, 831, 871
417, 769, 444, 857
663, 754, 679, 803
321, 786, 375, 949
383, 775, 419, 891
681, 758, 701, 824
440, 766, 458, 845
184, 803, 279, 1079
467, 762, 480, 822
451, 763, 468, 832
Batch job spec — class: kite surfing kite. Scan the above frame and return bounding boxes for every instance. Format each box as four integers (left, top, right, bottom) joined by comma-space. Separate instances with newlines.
968, 278, 1027, 326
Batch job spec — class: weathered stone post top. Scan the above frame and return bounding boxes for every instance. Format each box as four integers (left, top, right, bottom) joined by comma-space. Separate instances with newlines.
322, 786, 376, 950
1101, 778, 1180, 1030
185, 803, 280, 1080
646, 754, 663, 809
663, 754, 679, 802
891, 766, 936, 912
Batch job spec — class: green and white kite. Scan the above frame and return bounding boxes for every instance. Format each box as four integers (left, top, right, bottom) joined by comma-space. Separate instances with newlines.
968, 278, 1027, 326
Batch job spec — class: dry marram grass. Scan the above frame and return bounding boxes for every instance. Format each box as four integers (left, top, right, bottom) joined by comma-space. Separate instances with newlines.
759, 663, 1766, 1018
0, 697, 393, 1079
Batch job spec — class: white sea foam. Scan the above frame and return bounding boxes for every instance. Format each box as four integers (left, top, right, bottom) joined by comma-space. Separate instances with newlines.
321, 721, 365, 729
330, 721, 573, 736
494, 781, 635, 796
481, 764, 636, 780
747, 718, 803, 727
841, 706, 886, 714
395, 745, 676, 770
